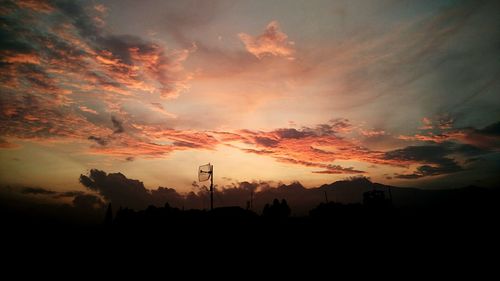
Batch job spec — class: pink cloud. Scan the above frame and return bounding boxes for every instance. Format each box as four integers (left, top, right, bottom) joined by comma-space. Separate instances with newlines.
78, 106, 98, 115
360, 129, 386, 137
238, 21, 295, 60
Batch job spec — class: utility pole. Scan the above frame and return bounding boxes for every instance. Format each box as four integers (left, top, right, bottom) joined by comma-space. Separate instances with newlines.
210, 167, 213, 211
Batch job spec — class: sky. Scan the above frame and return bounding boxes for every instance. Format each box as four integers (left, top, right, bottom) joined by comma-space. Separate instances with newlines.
1, 0, 499, 199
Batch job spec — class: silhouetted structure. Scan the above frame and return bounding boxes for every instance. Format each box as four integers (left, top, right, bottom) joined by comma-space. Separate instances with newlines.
104, 203, 113, 225
199, 163, 214, 210
246, 190, 254, 210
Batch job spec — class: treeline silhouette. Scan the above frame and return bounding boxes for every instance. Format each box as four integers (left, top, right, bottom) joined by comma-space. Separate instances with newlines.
100, 185, 498, 236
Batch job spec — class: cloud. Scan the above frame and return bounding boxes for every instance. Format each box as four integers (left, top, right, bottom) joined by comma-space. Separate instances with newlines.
463, 121, 500, 149
312, 165, 366, 175
398, 120, 500, 150
17, 186, 105, 210
53, 191, 84, 199
72, 194, 105, 209
384, 144, 463, 179
79, 106, 98, 114
477, 121, 500, 136
254, 136, 279, 147
1, 0, 499, 187
1, 0, 219, 160
238, 21, 295, 60
15, 0, 54, 13
111, 116, 124, 134
79, 169, 151, 210
22, 187, 57, 195
398, 132, 466, 144
388, 119, 500, 179
359, 129, 386, 137
0, 0, 191, 152
88, 135, 108, 146
217, 120, 372, 174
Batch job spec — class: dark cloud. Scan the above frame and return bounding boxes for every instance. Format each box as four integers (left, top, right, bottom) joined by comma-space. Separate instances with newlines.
150, 187, 184, 207
88, 135, 108, 146
79, 169, 161, 210
275, 128, 313, 139
395, 162, 462, 179
385, 145, 450, 162
53, 191, 84, 198
51, 0, 102, 39
329, 118, 352, 133
172, 141, 203, 148
312, 165, 366, 174
22, 187, 57, 195
72, 194, 104, 209
254, 136, 279, 147
385, 144, 463, 179
17, 186, 104, 210
454, 143, 489, 157
111, 116, 124, 134
461, 121, 500, 150
477, 121, 500, 136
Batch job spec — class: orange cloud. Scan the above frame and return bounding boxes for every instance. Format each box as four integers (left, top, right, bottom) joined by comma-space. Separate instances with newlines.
215, 122, 375, 174
238, 21, 295, 60
1, 52, 41, 65
398, 132, 466, 143
16, 0, 54, 13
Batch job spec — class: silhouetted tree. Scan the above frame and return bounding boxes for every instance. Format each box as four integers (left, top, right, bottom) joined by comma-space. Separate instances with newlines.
263, 198, 290, 219
280, 199, 291, 218
263, 203, 270, 216
363, 190, 391, 209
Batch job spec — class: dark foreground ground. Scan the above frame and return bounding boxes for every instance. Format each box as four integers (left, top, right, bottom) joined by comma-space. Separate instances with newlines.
3, 202, 499, 247
2, 185, 500, 266
1, 202, 498, 276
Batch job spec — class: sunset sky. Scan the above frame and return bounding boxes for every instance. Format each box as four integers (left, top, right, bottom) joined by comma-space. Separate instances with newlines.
1, 0, 499, 197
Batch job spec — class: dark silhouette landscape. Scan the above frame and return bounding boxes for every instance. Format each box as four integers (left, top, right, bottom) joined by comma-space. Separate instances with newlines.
2, 170, 499, 240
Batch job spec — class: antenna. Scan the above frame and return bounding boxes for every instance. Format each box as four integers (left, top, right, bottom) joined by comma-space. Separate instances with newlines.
198, 163, 214, 210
